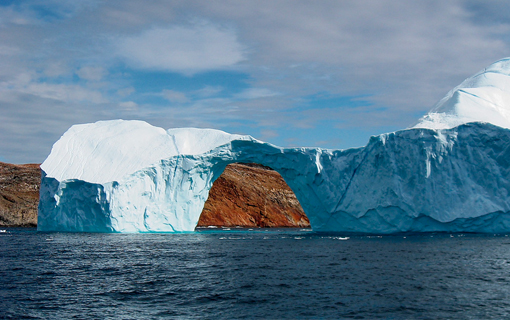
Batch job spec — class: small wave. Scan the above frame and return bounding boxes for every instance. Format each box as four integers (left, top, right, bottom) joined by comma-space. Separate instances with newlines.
219, 236, 248, 240
324, 236, 350, 240
320, 236, 350, 240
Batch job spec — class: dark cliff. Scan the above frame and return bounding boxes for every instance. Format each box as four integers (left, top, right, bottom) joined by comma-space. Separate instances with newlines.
0, 162, 40, 227
198, 163, 309, 228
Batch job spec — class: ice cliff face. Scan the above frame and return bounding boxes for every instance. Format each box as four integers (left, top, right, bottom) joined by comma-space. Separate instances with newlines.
38, 58, 510, 233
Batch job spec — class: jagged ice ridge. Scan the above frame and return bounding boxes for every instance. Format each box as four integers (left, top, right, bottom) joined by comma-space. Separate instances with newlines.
38, 58, 510, 233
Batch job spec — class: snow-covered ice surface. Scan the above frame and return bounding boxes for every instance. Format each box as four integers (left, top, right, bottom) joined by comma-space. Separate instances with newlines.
41, 120, 252, 184
413, 57, 510, 130
38, 58, 510, 233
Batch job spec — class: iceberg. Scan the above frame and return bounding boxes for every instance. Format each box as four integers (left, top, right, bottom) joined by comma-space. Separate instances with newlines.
38, 58, 510, 233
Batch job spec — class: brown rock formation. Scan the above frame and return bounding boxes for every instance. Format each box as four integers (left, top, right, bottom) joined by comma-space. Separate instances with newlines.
197, 163, 310, 228
0, 162, 310, 229
0, 162, 40, 227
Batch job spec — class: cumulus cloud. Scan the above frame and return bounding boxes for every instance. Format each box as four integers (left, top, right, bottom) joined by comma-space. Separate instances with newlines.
116, 22, 246, 74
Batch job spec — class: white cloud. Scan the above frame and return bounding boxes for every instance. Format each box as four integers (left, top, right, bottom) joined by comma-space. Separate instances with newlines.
117, 87, 135, 97
195, 85, 223, 97
43, 62, 69, 77
162, 89, 188, 103
186, 0, 509, 111
259, 129, 279, 140
0, 76, 107, 104
0, 89, 113, 163
76, 66, 107, 81
2, 0, 510, 162
0, 45, 20, 55
119, 101, 137, 110
116, 22, 246, 74
23, 83, 106, 103
234, 88, 279, 100
0, 5, 34, 26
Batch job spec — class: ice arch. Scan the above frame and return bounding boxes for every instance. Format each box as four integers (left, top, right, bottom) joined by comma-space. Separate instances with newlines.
38, 122, 333, 232
38, 120, 510, 233
38, 58, 510, 233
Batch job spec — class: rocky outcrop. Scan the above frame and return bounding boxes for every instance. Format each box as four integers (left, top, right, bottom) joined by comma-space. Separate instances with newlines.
0, 162, 309, 228
198, 163, 310, 228
0, 162, 40, 227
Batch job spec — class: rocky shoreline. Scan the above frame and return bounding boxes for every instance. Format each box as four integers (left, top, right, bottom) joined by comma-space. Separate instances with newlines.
0, 162, 309, 229
0, 162, 40, 227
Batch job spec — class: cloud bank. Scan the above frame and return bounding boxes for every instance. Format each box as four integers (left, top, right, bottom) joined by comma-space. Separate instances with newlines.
116, 23, 246, 74
0, 0, 509, 163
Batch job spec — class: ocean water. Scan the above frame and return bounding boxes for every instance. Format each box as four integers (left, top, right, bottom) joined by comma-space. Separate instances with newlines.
2, 228, 510, 319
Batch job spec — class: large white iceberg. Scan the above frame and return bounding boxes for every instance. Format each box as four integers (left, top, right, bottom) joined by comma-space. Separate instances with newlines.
38, 58, 510, 233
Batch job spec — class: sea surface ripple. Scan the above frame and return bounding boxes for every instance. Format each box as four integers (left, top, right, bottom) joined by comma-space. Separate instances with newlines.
2, 228, 510, 319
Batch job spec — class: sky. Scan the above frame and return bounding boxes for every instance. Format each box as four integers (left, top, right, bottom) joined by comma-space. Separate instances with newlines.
1, 0, 509, 164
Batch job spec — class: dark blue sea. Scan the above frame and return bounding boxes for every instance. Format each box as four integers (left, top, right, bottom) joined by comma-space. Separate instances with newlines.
2, 228, 510, 319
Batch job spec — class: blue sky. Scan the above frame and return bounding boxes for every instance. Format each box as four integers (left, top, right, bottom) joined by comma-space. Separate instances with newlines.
1, 0, 510, 163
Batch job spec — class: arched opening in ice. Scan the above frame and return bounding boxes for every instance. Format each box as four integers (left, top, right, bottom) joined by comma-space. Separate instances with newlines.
37, 57, 510, 233
196, 163, 310, 229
